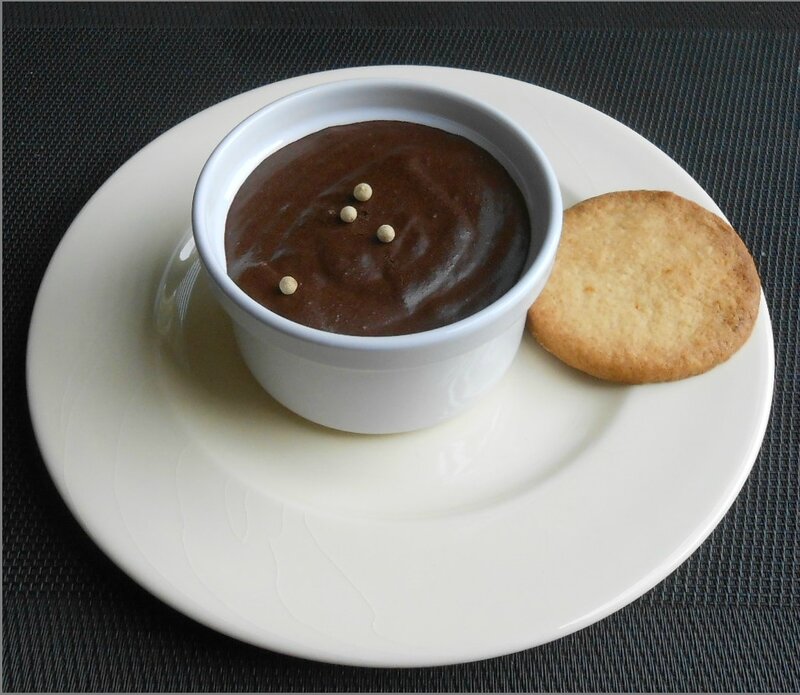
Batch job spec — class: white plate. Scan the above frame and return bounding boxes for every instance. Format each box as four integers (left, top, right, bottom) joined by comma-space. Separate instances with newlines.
27, 66, 774, 667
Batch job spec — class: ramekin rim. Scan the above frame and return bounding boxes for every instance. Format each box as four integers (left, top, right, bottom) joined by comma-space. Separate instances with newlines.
192, 77, 562, 352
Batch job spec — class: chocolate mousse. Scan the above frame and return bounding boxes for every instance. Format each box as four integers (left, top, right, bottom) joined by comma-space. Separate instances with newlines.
225, 120, 530, 336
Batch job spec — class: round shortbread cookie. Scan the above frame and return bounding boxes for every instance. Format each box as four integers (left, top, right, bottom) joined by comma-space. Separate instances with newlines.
528, 191, 761, 383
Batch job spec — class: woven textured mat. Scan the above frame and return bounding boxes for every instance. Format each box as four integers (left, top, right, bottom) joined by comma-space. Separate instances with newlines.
3, 3, 799, 691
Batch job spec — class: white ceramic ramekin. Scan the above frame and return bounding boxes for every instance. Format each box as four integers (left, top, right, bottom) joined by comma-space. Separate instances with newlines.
193, 79, 562, 434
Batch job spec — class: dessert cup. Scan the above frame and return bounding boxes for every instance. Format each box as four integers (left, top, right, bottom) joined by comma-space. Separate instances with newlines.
193, 79, 562, 433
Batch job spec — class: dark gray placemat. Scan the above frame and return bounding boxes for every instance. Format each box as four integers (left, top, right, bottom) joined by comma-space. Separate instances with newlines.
3, 2, 799, 691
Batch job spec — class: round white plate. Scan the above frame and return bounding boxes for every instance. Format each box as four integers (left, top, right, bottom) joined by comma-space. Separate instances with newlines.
27, 66, 774, 667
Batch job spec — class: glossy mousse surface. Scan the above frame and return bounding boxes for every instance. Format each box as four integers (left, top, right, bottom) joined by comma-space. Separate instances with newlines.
225, 120, 530, 336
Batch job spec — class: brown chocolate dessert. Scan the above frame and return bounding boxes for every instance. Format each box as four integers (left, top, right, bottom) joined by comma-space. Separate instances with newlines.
225, 121, 530, 336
